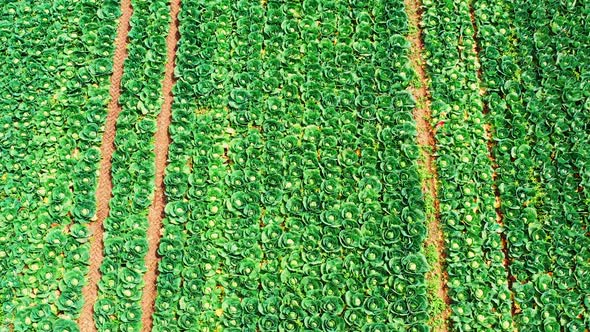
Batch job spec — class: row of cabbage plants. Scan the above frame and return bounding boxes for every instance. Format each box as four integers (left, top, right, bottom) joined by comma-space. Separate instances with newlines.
421, 0, 513, 329
474, 0, 590, 330
92, 1, 171, 331
153, 0, 431, 330
0, 1, 119, 330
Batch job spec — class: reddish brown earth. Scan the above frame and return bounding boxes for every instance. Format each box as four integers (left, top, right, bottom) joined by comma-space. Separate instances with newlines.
405, 0, 451, 330
79, 0, 133, 330
139, 0, 181, 328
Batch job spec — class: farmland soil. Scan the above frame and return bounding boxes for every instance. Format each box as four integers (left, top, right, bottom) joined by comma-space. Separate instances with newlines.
140, 0, 181, 328
79, 0, 133, 330
405, 0, 451, 330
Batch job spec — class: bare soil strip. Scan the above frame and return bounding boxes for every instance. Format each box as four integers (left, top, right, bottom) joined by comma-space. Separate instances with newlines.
405, 0, 450, 330
468, 5, 516, 316
140, 0, 181, 328
79, 0, 133, 330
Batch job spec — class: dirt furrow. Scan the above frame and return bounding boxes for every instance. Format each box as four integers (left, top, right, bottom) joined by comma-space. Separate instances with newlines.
405, 0, 450, 331
140, 0, 181, 329
79, 0, 133, 330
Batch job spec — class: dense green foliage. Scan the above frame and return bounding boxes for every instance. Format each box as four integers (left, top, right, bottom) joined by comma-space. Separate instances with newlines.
420, 0, 590, 330
423, 1, 512, 331
93, 1, 171, 331
1, 0, 589, 330
474, 0, 590, 330
421, 0, 513, 329
152, 0, 430, 330
0, 0, 119, 329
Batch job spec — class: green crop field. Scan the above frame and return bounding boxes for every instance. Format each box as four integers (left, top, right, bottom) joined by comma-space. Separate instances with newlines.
0, 0, 588, 331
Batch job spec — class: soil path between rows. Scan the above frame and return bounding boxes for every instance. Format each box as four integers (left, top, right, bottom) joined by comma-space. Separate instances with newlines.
405, 0, 450, 330
140, 0, 181, 328
79, 0, 133, 330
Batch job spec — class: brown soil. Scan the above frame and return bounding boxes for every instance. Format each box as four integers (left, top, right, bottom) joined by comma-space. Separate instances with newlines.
139, 0, 181, 328
78, 0, 133, 330
405, 0, 451, 331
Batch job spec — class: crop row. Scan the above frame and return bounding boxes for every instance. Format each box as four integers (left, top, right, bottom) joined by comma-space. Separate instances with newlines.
421, 0, 513, 329
0, 0, 119, 330
92, 1, 171, 331
474, 0, 590, 330
153, 0, 430, 330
